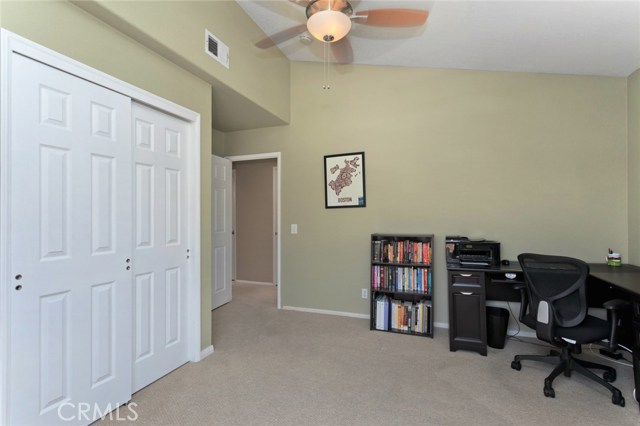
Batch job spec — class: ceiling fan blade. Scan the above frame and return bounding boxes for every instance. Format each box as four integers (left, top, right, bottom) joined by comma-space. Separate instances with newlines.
255, 24, 308, 49
331, 37, 353, 64
355, 9, 429, 27
288, 0, 310, 6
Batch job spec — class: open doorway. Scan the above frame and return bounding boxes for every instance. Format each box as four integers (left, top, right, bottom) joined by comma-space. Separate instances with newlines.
226, 153, 281, 308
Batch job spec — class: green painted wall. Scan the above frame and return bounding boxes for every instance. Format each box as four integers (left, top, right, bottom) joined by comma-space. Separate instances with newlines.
629, 70, 640, 264
72, 0, 290, 131
0, 0, 214, 349
225, 62, 629, 324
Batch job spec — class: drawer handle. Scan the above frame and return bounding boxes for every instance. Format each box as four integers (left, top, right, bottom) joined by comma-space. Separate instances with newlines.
460, 292, 473, 296
460, 274, 472, 277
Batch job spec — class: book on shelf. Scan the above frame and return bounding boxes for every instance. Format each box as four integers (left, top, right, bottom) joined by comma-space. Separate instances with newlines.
371, 265, 432, 294
371, 239, 432, 265
387, 298, 432, 334
375, 294, 389, 331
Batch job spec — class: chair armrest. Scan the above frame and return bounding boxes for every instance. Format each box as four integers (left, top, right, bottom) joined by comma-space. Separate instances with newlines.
602, 298, 631, 350
535, 300, 555, 343
603, 298, 630, 310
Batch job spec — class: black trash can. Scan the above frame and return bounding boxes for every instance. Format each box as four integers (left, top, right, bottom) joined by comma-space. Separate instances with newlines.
486, 306, 509, 349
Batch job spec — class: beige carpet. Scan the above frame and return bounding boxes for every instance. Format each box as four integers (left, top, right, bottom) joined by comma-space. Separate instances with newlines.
99, 282, 639, 425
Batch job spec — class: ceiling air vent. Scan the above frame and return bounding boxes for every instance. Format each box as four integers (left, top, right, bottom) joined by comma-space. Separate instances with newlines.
205, 30, 229, 69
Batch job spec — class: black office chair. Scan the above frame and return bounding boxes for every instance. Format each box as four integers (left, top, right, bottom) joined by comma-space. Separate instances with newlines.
511, 253, 627, 406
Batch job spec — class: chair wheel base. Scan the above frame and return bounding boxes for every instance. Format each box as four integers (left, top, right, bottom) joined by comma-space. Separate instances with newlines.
543, 386, 555, 398
511, 360, 521, 371
603, 370, 616, 383
612, 390, 625, 407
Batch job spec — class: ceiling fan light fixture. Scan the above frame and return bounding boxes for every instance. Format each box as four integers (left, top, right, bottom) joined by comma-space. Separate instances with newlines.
306, 10, 351, 43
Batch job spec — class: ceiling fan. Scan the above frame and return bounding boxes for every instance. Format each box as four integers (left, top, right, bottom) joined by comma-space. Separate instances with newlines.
255, 0, 429, 64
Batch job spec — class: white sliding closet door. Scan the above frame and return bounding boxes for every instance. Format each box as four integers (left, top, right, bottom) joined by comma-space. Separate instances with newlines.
8, 54, 132, 425
132, 103, 189, 392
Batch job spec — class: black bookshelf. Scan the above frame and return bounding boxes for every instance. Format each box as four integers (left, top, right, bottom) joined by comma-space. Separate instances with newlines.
370, 233, 434, 337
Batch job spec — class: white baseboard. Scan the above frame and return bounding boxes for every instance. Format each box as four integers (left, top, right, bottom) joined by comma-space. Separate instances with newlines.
282, 305, 369, 319
235, 280, 274, 286
199, 345, 214, 360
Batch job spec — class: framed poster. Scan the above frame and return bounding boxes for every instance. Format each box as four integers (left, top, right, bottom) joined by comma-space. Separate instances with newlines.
324, 152, 366, 208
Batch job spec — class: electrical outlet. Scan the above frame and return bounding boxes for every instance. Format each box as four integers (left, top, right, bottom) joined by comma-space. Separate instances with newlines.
361, 288, 368, 299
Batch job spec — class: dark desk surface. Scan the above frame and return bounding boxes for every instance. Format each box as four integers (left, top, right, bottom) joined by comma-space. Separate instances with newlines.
588, 263, 640, 298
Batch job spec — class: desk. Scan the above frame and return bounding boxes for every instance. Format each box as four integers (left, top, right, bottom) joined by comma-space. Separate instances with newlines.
447, 263, 640, 408
587, 264, 640, 408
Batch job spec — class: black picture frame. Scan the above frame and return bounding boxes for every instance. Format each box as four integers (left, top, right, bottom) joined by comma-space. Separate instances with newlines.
324, 152, 366, 209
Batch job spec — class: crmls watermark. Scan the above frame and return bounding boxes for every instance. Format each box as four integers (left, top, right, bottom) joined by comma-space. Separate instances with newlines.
57, 401, 139, 422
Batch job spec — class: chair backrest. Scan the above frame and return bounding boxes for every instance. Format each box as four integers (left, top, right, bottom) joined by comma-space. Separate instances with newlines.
517, 253, 589, 328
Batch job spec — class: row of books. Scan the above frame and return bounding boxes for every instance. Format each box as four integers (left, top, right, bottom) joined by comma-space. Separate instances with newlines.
371, 265, 432, 294
371, 239, 432, 264
374, 294, 433, 335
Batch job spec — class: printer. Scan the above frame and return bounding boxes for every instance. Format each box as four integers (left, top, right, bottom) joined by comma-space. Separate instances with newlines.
445, 236, 501, 268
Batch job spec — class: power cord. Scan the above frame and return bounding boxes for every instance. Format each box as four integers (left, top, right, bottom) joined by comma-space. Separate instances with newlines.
587, 343, 633, 368
505, 301, 521, 339
504, 302, 557, 349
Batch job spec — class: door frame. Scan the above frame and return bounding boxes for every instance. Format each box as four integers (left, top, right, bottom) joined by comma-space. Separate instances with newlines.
0, 30, 203, 422
232, 169, 237, 282
226, 153, 282, 309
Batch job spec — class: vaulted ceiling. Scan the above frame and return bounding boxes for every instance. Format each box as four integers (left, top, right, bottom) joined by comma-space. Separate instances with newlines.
239, 0, 640, 77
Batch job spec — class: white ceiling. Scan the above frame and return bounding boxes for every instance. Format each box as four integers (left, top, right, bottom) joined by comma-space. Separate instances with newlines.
238, 0, 640, 77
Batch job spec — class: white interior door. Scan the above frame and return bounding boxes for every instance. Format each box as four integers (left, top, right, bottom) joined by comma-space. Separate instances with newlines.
132, 103, 190, 392
232, 169, 237, 282
211, 155, 232, 310
272, 166, 278, 287
8, 54, 132, 425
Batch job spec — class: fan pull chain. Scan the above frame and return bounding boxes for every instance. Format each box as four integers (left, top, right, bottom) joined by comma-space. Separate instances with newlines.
323, 42, 330, 90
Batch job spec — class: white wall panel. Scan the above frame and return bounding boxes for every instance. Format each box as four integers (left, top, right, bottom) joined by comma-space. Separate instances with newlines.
135, 164, 154, 249
134, 273, 154, 361
39, 292, 69, 413
165, 169, 180, 246
165, 129, 180, 157
213, 246, 226, 292
91, 282, 115, 386
39, 85, 70, 129
91, 102, 115, 141
213, 187, 225, 233
91, 155, 115, 255
134, 118, 154, 151
165, 267, 181, 347
40, 146, 70, 260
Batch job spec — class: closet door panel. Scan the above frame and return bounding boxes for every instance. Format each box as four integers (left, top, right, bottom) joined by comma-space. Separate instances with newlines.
9, 54, 132, 426
132, 103, 189, 392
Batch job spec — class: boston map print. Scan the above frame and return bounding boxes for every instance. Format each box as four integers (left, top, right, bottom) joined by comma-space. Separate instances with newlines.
324, 152, 366, 208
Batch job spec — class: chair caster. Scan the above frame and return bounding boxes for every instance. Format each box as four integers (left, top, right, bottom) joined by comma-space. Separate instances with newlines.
543, 386, 555, 398
544, 379, 555, 398
603, 370, 616, 383
511, 360, 521, 371
612, 390, 625, 407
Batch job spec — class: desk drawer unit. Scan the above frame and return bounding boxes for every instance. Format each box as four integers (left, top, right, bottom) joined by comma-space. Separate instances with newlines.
633, 302, 640, 407
634, 300, 640, 407
448, 271, 487, 356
